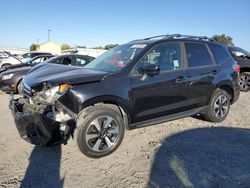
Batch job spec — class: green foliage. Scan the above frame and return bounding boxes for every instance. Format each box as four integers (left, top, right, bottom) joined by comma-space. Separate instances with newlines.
61, 44, 71, 50
212, 34, 234, 46
104, 44, 118, 50
76, 45, 86, 48
30, 43, 38, 51
92, 46, 105, 50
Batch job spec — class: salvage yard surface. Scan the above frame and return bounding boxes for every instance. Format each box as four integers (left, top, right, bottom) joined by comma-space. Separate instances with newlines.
0, 91, 250, 188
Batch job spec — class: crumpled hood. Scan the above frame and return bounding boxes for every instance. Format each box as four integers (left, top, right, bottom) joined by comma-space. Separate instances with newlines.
23, 63, 109, 91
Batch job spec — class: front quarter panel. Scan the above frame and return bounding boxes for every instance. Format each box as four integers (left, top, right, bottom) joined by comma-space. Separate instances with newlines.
58, 75, 132, 116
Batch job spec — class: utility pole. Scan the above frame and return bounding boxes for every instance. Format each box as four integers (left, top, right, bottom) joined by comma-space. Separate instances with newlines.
48, 29, 52, 41
37, 39, 39, 45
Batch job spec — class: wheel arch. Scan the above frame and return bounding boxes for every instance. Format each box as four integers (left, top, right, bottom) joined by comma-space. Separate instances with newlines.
212, 82, 234, 104
78, 95, 132, 129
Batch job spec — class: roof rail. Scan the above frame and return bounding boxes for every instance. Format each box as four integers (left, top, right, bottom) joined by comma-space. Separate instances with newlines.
165, 34, 216, 42
130, 34, 216, 43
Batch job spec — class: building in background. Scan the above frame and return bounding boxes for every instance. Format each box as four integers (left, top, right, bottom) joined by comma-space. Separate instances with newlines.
37, 40, 61, 55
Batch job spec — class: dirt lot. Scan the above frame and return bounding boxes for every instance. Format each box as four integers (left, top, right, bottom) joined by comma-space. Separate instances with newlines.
0, 91, 250, 188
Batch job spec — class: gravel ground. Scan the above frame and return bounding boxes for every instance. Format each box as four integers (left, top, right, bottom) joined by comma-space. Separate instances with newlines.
0, 91, 249, 188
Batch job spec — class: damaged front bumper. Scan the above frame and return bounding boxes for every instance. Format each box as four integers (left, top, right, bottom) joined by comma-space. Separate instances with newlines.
9, 95, 75, 146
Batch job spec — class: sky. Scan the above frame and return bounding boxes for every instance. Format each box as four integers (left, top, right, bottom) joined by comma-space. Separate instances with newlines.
0, 0, 250, 51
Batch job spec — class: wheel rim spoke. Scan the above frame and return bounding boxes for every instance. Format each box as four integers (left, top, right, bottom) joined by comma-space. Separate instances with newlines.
107, 127, 119, 134
104, 136, 113, 147
104, 116, 113, 129
86, 133, 99, 141
91, 119, 101, 132
92, 139, 102, 151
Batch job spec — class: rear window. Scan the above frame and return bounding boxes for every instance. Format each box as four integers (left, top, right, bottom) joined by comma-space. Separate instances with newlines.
209, 44, 229, 64
185, 43, 212, 67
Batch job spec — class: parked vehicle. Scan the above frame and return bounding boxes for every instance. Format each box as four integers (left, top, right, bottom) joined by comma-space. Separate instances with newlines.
0, 54, 22, 68
228, 46, 250, 91
10, 34, 240, 158
0, 55, 54, 74
0, 51, 11, 60
1, 54, 94, 94
19, 52, 52, 63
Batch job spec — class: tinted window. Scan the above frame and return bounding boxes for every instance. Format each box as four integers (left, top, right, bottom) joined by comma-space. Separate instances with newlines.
209, 44, 229, 64
53, 57, 72, 65
135, 42, 181, 73
185, 43, 212, 67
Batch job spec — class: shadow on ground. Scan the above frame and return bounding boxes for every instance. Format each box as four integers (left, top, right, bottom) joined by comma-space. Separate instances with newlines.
149, 127, 250, 188
20, 145, 64, 188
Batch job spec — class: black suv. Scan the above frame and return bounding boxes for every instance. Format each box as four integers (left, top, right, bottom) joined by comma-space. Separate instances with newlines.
228, 46, 250, 91
10, 34, 240, 158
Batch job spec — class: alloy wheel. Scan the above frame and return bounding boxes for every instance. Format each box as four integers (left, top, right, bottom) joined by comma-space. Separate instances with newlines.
214, 95, 229, 118
239, 73, 250, 91
85, 116, 119, 152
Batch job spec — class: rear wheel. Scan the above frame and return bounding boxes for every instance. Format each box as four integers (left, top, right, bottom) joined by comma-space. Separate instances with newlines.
203, 89, 231, 122
74, 104, 125, 158
239, 72, 250, 92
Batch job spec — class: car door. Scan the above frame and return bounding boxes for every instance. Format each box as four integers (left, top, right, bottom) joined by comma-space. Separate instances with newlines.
130, 42, 188, 123
184, 42, 217, 108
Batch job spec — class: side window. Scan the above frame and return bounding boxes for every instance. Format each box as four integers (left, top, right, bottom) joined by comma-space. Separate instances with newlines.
53, 57, 72, 65
75, 57, 87, 67
134, 42, 181, 73
209, 44, 229, 64
185, 43, 212, 67
33, 57, 42, 63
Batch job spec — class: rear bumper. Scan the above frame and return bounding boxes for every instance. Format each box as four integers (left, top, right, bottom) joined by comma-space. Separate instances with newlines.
9, 97, 63, 146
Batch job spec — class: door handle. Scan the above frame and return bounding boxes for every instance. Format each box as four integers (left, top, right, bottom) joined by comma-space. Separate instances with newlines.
175, 76, 187, 83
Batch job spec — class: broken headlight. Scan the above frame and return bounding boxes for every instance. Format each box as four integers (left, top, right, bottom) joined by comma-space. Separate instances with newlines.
33, 83, 69, 104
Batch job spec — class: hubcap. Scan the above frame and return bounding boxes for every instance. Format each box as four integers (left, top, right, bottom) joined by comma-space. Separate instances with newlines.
239, 74, 250, 90
214, 95, 229, 118
85, 116, 119, 152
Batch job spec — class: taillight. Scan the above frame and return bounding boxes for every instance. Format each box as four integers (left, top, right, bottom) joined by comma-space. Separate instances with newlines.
233, 64, 240, 73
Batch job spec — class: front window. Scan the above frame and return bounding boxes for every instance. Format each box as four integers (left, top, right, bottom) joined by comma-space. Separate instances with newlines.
84, 44, 147, 72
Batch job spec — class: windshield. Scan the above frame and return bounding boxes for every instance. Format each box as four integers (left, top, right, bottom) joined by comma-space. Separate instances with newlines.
84, 43, 147, 72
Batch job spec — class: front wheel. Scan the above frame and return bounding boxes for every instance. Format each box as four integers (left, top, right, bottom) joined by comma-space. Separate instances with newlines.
74, 104, 125, 158
203, 89, 231, 122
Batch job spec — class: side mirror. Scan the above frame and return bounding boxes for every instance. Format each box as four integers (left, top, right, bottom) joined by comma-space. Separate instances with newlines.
141, 64, 160, 76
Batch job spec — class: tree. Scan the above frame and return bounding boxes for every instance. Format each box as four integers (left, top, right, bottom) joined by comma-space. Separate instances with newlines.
104, 44, 118, 50
61, 44, 71, 50
212, 34, 234, 46
92, 46, 105, 50
76, 45, 86, 48
30, 43, 38, 51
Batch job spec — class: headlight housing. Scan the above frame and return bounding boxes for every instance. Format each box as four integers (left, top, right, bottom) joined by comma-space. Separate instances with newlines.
33, 83, 69, 104
2, 73, 14, 80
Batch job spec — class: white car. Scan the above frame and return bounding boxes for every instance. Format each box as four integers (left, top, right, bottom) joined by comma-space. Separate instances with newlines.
0, 56, 22, 68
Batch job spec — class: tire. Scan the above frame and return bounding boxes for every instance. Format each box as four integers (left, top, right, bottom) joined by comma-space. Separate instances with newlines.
74, 104, 125, 158
239, 72, 250, 92
17, 80, 23, 94
203, 89, 231, 122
